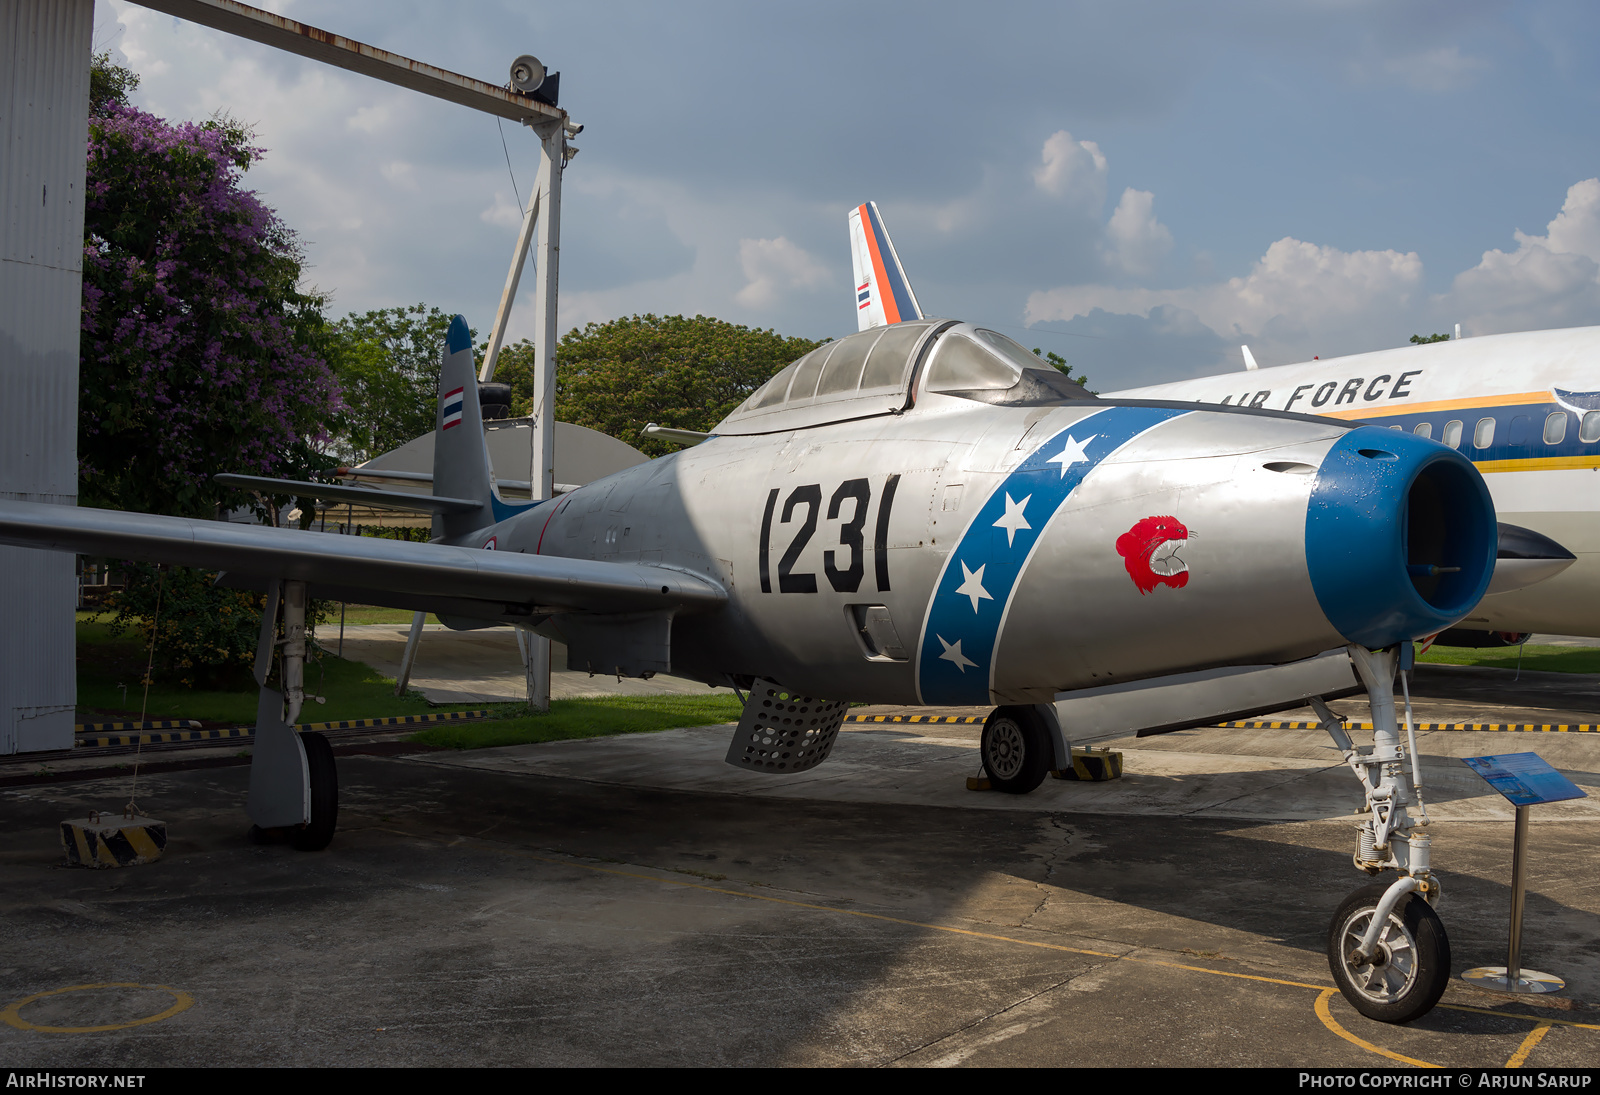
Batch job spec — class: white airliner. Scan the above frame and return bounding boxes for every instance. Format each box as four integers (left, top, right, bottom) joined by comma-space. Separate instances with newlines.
848, 202, 1598, 638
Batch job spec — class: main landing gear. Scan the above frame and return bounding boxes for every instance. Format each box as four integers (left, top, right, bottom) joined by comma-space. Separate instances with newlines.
1316, 643, 1449, 1023
980, 705, 1058, 794
245, 580, 339, 851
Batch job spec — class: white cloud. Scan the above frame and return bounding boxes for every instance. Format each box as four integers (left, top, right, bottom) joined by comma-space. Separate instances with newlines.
348, 103, 394, 135
480, 190, 524, 230
1102, 188, 1172, 276
1381, 46, 1490, 93
1449, 179, 1600, 334
1033, 130, 1107, 210
1028, 178, 1600, 366
1542, 178, 1600, 259
1028, 237, 1423, 362
735, 237, 830, 309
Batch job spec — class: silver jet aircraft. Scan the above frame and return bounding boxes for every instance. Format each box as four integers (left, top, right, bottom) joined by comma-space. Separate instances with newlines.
0, 314, 1501, 1023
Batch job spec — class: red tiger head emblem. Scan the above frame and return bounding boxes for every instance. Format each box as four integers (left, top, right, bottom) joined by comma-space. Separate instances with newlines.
1115, 515, 1192, 594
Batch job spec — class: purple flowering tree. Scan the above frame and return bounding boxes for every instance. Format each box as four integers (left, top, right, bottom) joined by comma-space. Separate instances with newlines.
80, 103, 340, 687
80, 104, 338, 521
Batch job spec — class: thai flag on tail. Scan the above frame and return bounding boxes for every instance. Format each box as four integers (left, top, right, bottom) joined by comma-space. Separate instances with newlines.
441, 386, 465, 431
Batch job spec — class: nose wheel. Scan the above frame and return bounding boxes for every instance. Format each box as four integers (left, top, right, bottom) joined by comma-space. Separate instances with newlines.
1328, 882, 1450, 1024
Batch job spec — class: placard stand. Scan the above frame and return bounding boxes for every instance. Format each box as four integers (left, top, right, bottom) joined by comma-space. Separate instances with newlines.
1460, 752, 1586, 995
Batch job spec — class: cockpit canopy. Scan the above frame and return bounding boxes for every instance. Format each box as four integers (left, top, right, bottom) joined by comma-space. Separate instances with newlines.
922, 326, 1093, 406
714, 321, 1093, 435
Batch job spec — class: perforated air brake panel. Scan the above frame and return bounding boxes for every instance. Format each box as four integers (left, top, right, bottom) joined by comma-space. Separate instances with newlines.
724, 680, 849, 774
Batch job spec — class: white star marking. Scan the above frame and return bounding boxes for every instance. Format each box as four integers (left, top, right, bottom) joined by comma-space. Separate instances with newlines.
936, 635, 979, 673
954, 561, 993, 613
992, 493, 1032, 547
1047, 433, 1097, 477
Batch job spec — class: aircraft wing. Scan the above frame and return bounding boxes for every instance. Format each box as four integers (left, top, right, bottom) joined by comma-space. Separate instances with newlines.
0, 499, 725, 622
214, 473, 483, 515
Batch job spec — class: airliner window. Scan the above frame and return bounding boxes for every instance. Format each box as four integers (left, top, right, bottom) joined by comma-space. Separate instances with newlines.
1413, 422, 1432, 439
1442, 419, 1463, 448
1508, 414, 1531, 446
1473, 417, 1496, 449
1583, 411, 1600, 444
1544, 411, 1568, 445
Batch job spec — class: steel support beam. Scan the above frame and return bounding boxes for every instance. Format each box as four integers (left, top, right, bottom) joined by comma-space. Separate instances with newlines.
129, 0, 565, 125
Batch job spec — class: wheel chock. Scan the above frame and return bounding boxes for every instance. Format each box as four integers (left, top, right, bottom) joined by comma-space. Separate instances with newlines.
61, 811, 167, 868
965, 775, 992, 791
1051, 748, 1123, 782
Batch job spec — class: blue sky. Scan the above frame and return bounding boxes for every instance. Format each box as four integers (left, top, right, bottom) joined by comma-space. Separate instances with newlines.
101, 1, 1600, 389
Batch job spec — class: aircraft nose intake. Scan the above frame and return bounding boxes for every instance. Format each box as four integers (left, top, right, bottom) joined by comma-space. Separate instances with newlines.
1304, 427, 1497, 648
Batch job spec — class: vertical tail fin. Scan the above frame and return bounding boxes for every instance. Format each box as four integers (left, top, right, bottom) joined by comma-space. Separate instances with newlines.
433, 316, 498, 542
848, 201, 923, 332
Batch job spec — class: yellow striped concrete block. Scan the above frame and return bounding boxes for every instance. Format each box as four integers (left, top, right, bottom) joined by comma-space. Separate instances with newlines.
60, 813, 167, 869
1051, 749, 1124, 782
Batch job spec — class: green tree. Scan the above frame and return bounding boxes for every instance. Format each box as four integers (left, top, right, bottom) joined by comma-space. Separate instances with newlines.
1409, 333, 1451, 345
81, 72, 340, 687
325, 305, 475, 464
495, 314, 823, 456
1032, 347, 1092, 390
89, 51, 138, 115
80, 106, 338, 521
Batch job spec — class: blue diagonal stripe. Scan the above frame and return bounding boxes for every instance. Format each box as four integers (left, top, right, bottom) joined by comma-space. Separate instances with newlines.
915, 405, 1190, 705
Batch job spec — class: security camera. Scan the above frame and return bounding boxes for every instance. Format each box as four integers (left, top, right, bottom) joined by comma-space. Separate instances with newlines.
509, 55, 545, 93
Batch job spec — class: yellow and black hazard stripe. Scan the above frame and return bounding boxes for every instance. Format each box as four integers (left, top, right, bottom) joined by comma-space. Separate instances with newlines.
845, 714, 985, 725
298, 710, 489, 732
74, 710, 490, 748
75, 719, 201, 734
61, 818, 167, 868
75, 727, 252, 748
1219, 719, 1599, 733
1051, 750, 1124, 782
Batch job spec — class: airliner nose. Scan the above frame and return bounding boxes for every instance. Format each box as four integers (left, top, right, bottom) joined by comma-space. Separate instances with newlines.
1305, 428, 1497, 647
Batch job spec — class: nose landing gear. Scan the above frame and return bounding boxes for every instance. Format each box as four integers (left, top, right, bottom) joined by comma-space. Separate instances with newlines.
1328, 881, 1451, 1024
1318, 643, 1449, 1023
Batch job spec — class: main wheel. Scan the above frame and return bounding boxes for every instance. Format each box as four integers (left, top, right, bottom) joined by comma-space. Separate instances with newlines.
981, 706, 1052, 794
1327, 882, 1450, 1023
290, 732, 339, 851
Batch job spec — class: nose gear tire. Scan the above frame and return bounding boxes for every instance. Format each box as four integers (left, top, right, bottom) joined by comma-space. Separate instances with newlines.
1327, 882, 1450, 1024
981, 706, 1051, 794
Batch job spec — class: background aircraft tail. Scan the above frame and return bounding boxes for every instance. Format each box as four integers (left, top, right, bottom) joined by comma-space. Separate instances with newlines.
433, 315, 502, 542
848, 201, 922, 332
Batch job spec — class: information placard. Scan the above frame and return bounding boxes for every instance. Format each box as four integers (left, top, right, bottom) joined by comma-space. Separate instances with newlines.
1462, 752, 1587, 807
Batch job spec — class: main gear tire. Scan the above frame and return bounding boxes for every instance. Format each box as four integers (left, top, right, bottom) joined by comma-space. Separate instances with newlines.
1327, 882, 1450, 1024
981, 706, 1052, 794
290, 732, 339, 851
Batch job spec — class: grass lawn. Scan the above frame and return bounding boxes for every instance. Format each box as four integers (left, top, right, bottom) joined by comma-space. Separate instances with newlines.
79, 604, 422, 628
410, 694, 745, 749
1419, 643, 1600, 674
76, 618, 490, 725
321, 605, 425, 626
76, 618, 743, 746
